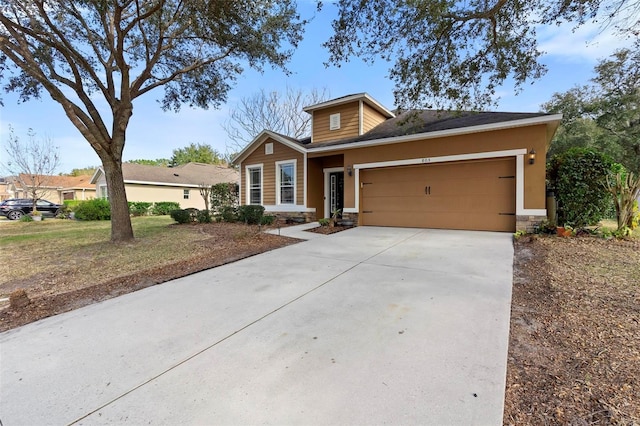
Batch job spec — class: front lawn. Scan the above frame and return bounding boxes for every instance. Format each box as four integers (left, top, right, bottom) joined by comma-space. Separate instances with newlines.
0, 217, 298, 331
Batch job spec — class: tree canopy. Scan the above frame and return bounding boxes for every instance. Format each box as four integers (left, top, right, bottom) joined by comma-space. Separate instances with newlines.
326, 0, 639, 110
170, 143, 226, 166
543, 40, 640, 173
0, 0, 306, 241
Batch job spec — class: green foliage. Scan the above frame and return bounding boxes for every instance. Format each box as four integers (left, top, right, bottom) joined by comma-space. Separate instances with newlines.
127, 159, 170, 167
197, 210, 212, 224
318, 218, 330, 227
547, 148, 614, 228
151, 202, 181, 216
210, 182, 239, 218
63, 200, 82, 210
128, 202, 152, 217
19, 214, 34, 222
219, 206, 238, 223
513, 230, 527, 240
543, 41, 640, 173
66, 167, 98, 177
533, 219, 556, 235
260, 215, 276, 226
169, 209, 191, 224
324, 1, 628, 110
237, 205, 265, 225
170, 143, 226, 166
74, 199, 111, 221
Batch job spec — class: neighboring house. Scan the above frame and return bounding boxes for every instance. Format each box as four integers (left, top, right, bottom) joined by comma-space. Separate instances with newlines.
90, 162, 239, 210
0, 176, 17, 201
11, 174, 96, 203
233, 93, 562, 232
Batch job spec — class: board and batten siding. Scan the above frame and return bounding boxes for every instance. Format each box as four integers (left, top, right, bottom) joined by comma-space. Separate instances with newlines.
240, 138, 304, 206
362, 103, 388, 134
311, 102, 360, 143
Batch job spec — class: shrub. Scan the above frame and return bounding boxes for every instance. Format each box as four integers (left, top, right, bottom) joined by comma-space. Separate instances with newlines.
318, 218, 330, 227
74, 198, 111, 220
547, 148, 614, 228
184, 208, 199, 222
197, 210, 212, 223
63, 200, 82, 210
238, 205, 265, 225
220, 205, 238, 222
210, 182, 239, 216
170, 209, 191, 224
260, 215, 276, 226
19, 215, 33, 222
151, 201, 181, 216
128, 201, 152, 217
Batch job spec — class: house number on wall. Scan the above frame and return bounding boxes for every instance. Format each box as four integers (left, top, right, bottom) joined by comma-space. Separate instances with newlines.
421, 158, 432, 163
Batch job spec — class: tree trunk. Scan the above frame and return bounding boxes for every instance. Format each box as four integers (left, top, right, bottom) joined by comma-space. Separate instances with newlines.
102, 158, 134, 242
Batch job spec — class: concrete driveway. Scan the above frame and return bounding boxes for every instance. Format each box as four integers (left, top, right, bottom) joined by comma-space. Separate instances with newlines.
0, 226, 514, 425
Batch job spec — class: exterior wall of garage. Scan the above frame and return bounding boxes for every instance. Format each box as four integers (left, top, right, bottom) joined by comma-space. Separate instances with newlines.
240, 138, 305, 208
308, 124, 549, 230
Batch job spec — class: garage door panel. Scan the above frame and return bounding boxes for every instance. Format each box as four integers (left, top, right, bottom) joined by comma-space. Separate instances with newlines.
360, 158, 516, 232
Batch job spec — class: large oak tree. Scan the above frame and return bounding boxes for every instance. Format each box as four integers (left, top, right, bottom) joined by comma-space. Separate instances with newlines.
0, 0, 306, 241
325, 0, 639, 110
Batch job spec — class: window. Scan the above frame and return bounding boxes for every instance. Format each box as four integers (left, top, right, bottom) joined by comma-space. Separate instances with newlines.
183, 189, 190, 200
99, 185, 108, 199
247, 165, 262, 205
329, 113, 341, 130
265, 143, 274, 155
276, 161, 296, 205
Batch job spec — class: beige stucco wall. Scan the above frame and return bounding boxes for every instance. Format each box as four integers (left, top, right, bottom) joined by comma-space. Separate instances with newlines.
125, 184, 205, 209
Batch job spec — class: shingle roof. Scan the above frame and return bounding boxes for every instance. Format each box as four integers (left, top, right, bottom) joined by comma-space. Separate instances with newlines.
121, 162, 239, 186
17, 174, 95, 189
300, 110, 553, 148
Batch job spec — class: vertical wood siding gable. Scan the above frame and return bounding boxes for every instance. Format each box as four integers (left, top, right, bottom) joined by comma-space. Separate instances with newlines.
312, 102, 360, 143
241, 138, 304, 206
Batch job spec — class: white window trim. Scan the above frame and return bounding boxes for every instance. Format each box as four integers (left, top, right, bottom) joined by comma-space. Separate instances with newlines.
346, 148, 545, 217
183, 189, 190, 200
99, 184, 108, 199
329, 113, 341, 130
324, 167, 344, 219
275, 159, 297, 205
245, 163, 264, 205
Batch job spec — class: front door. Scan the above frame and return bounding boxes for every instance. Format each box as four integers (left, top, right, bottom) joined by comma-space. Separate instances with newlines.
328, 171, 344, 218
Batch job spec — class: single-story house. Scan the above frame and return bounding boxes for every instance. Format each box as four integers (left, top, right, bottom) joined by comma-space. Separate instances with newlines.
91, 162, 240, 210
233, 93, 562, 232
10, 174, 96, 203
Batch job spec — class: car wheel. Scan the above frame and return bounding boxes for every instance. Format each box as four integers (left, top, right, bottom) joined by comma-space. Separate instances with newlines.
7, 210, 24, 220
54, 208, 62, 217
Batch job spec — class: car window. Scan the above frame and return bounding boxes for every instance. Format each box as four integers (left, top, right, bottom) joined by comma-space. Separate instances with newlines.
36, 200, 52, 206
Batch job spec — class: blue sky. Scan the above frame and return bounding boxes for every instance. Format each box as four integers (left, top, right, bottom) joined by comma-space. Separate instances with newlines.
0, 2, 635, 173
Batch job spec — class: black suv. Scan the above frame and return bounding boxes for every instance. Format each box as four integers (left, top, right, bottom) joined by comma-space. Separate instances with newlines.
0, 198, 63, 220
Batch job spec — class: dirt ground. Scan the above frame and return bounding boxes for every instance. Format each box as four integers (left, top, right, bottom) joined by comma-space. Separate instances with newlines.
505, 235, 640, 425
2, 223, 638, 423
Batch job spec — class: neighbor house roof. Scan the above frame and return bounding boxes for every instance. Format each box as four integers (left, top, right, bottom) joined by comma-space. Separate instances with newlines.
91, 162, 239, 187
16, 174, 95, 190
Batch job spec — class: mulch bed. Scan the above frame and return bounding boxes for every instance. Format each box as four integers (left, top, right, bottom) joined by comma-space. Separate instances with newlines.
305, 225, 354, 234
504, 235, 640, 425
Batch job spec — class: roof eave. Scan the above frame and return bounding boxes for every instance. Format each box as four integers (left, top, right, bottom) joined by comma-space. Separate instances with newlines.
307, 114, 563, 153
232, 130, 307, 165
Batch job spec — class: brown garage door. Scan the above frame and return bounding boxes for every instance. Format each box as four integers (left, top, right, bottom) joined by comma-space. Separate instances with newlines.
360, 158, 516, 232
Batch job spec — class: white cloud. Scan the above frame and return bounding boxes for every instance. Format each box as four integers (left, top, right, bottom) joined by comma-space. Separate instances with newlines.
537, 19, 635, 64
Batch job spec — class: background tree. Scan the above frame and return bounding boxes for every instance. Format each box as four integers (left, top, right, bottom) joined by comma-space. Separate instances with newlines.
127, 159, 170, 167
170, 143, 226, 167
223, 86, 329, 154
543, 41, 640, 171
2, 126, 60, 212
66, 167, 98, 177
325, 0, 639, 110
0, 1, 306, 241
